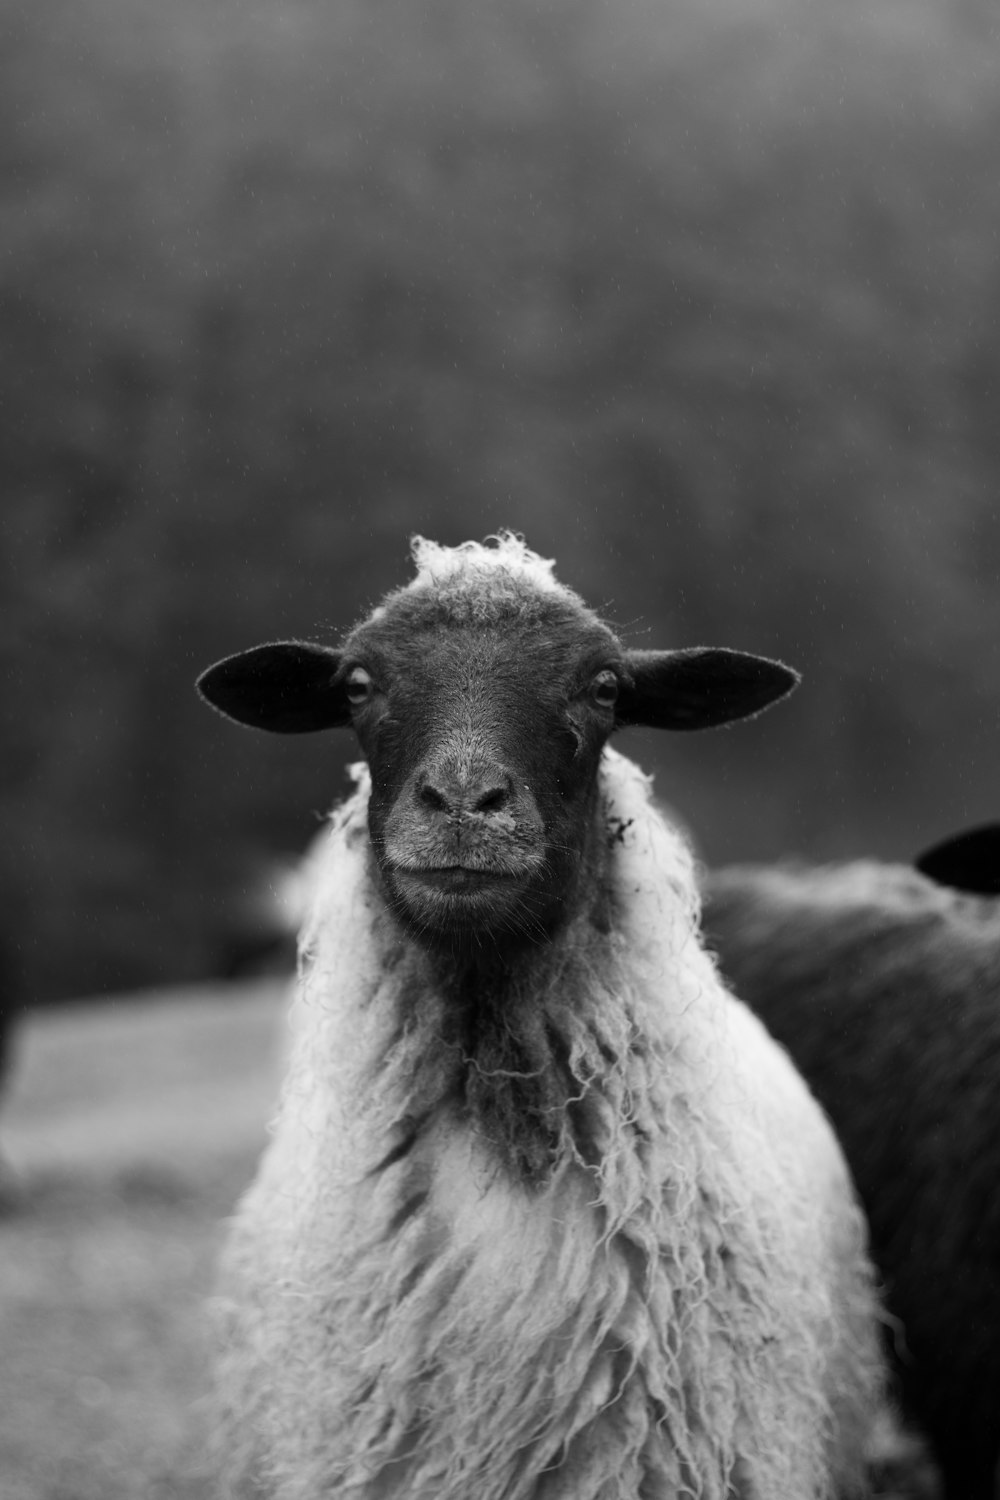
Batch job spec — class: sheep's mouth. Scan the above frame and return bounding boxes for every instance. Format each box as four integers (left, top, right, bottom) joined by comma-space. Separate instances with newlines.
382, 857, 565, 947
393, 865, 521, 896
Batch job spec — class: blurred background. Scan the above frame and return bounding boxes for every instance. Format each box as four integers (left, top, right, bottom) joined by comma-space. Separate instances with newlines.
4, 0, 999, 1011
2, 0, 999, 1492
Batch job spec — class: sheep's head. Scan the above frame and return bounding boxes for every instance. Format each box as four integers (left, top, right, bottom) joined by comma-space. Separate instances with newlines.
915, 824, 1000, 896
198, 534, 798, 953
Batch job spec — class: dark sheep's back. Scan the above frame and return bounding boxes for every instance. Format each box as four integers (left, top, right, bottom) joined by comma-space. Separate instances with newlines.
702, 862, 1000, 1500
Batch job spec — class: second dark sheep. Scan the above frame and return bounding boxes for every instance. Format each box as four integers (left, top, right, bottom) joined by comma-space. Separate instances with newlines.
703, 848, 1000, 1500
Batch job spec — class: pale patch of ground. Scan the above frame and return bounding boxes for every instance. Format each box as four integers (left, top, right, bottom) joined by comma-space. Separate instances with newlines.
0, 980, 286, 1500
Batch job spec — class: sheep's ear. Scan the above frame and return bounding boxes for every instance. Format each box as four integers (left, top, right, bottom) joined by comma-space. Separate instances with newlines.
617, 648, 800, 730
915, 825, 1000, 895
196, 641, 349, 733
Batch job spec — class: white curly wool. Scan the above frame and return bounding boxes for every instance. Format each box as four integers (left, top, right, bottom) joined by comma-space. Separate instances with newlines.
363, 533, 584, 631
410, 532, 561, 591
215, 750, 882, 1499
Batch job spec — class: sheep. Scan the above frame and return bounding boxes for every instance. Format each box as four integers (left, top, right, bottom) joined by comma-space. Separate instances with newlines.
702, 848, 1000, 1500
197, 533, 885, 1500
915, 823, 1000, 896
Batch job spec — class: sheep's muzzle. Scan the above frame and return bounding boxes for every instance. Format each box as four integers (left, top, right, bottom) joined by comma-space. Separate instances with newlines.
373, 749, 559, 943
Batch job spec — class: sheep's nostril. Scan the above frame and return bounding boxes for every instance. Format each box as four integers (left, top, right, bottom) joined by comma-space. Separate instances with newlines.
474, 785, 509, 814
419, 783, 451, 813
416, 768, 513, 817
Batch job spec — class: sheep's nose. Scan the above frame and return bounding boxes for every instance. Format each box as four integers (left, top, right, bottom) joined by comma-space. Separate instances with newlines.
417, 769, 514, 817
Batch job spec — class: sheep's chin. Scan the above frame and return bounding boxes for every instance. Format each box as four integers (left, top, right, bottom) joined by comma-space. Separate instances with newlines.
383, 866, 534, 942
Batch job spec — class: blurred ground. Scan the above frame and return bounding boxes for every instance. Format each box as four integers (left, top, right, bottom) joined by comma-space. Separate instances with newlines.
0, 978, 940, 1499
0, 981, 286, 1500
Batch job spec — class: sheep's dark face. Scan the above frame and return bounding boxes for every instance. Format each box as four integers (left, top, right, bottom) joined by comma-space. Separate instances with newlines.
338, 597, 625, 949
197, 536, 799, 959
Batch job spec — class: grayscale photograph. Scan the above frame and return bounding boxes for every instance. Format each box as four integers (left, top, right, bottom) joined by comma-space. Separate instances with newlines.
2, 0, 998, 1496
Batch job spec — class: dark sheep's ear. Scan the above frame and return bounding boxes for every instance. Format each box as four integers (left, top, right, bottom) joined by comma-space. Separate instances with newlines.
196, 641, 348, 733
616, 648, 800, 731
914, 825, 1000, 896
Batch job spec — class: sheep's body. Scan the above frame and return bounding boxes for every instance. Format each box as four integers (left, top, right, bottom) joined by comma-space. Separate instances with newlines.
217, 753, 882, 1499
703, 859, 1000, 1500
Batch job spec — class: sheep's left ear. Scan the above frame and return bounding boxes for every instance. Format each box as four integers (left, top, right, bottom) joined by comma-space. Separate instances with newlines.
616, 648, 800, 730
915, 825, 1000, 895
196, 641, 349, 732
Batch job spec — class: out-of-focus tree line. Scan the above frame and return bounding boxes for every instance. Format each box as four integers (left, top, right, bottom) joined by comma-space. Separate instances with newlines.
3, 0, 999, 1003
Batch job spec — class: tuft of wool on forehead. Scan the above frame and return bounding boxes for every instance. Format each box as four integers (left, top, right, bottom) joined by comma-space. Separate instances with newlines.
369, 532, 598, 631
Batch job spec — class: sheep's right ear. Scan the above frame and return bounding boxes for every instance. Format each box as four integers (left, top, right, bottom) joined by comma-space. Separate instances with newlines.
914, 825, 1000, 896
196, 642, 349, 733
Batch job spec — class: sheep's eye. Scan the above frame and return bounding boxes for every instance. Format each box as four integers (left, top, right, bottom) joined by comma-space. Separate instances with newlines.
590, 670, 619, 709
345, 667, 374, 705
